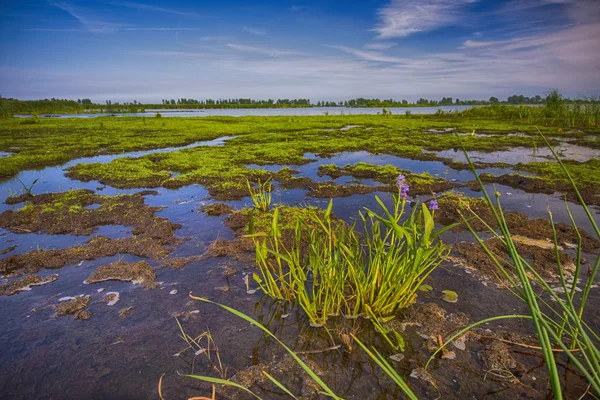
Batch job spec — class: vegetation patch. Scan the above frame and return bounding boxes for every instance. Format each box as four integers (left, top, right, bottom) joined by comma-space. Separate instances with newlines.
85, 260, 158, 289
199, 202, 233, 216
55, 295, 91, 320
318, 162, 458, 194
0, 273, 58, 296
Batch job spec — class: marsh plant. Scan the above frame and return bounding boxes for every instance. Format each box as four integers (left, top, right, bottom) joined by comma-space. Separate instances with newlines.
431, 133, 600, 399
247, 177, 451, 340
246, 178, 273, 212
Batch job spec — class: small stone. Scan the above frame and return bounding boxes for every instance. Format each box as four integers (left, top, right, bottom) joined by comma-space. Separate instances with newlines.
389, 353, 405, 362
169, 289, 178, 295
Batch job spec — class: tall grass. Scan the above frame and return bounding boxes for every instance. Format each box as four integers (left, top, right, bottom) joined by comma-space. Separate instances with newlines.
457, 90, 599, 127
430, 132, 600, 398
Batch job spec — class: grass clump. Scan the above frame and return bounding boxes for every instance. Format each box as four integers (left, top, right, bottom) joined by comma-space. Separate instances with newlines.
247, 182, 452, 347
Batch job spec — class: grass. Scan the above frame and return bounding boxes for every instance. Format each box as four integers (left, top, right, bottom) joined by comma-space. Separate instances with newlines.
247, 180, 454, 349
430, 133, 600, 398
0, 112, 576, 184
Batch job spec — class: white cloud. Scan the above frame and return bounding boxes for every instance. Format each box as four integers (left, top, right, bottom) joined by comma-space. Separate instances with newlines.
225, 43, 305, 57
364, 43, 396, 50
48, 1, 128, 32
373, 0, 479, 39
111, 1, 201, 17
242, 26, 266, 36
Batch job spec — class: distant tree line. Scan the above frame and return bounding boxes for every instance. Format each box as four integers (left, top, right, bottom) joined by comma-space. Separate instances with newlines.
1, 92, 595, 117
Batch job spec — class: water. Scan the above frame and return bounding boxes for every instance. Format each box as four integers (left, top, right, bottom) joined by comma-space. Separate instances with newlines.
0, 137, 598, 399
13, 105, 478, 119
431, 144, 600, 164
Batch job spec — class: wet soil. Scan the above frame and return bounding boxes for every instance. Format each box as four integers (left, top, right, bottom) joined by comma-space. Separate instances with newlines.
453, 237, 578, 283
0, 190, 177, 238
85, 261, 158, 289
0, 235, 179, 277
200, 202, 233, 216
0, 273, 58, 296
435, 195, 600, 253
55, 295, 91, 320
0, 190, 184, 276
476, 173, 600, 206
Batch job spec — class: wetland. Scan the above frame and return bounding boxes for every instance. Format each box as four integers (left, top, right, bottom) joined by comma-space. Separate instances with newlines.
0, 111, 599, 399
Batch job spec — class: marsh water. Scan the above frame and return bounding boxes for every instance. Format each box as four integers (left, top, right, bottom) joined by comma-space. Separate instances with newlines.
1, 133, 599, 399
13, 105, 477, 119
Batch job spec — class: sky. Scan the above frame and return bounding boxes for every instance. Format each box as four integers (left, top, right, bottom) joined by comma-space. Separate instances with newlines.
0, 0, 599, 103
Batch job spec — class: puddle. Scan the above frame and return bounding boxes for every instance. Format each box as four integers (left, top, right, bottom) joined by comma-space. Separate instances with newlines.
0, 151, 12, 159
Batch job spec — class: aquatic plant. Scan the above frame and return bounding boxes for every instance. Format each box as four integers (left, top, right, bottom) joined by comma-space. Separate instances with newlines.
431, 132, 600, 398
17, 177, 39, 196
247, 179, 453, 336
246, 178, 273, 212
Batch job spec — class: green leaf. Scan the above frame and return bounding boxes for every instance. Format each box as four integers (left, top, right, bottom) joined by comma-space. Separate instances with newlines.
418, 284, 433, 292
441, 290, 458, 303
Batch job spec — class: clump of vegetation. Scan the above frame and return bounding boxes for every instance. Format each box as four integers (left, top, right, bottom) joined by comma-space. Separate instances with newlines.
247, 178, 272, 212
247, 179, 452, 348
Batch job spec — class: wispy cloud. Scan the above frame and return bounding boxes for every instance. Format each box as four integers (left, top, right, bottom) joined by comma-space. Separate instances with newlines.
328, 45, 407, 63
225, 43, 304, 57
48, 1, 129, 32
373, 0, 478, 39
364, 43, 396, 50
111, 1, 201, 17
242, 26, 266, 36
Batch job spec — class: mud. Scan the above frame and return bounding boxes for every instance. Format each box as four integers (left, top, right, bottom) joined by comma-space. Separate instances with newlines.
1, 244, 17, 255
85, 261, 158, 289
436, 195, 599, 253
0, 235, 178, 277
160, 256, 200, 270
0, 190, 178, 238
200, 203, 233, 216
476, 173, 600, 206
198, 238, 255, 262
0, 190, 185, 276
393, 303, 470, 350
55, 295, 91, 320
223, 354, 323, 399
454, 237, 577, 283
0, 273, 58, 296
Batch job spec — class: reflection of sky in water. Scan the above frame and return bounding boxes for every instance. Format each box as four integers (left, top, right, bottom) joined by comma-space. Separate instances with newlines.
430, 144, 599, 164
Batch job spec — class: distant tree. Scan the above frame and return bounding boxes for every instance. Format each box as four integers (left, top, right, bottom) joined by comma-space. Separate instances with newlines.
489, 96, 499, 104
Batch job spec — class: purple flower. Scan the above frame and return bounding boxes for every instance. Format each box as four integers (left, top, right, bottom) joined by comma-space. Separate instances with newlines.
396, 174, 405, 188
430, 199, 439, 210
400, 183, 409, 199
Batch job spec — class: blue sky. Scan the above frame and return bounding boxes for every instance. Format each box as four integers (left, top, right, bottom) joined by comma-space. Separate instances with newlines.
1, 0, 599, 103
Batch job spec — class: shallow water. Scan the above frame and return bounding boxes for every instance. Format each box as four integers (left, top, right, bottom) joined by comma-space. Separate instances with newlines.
1, 136, 599, 399
430, 144, 600, 164
13, 105, 478, 119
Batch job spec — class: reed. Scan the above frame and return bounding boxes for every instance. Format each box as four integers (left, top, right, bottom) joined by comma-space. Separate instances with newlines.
429, 131, 600, 398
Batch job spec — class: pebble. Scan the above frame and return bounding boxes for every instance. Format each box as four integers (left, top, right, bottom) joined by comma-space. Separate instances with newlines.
169, 290, 178, 295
